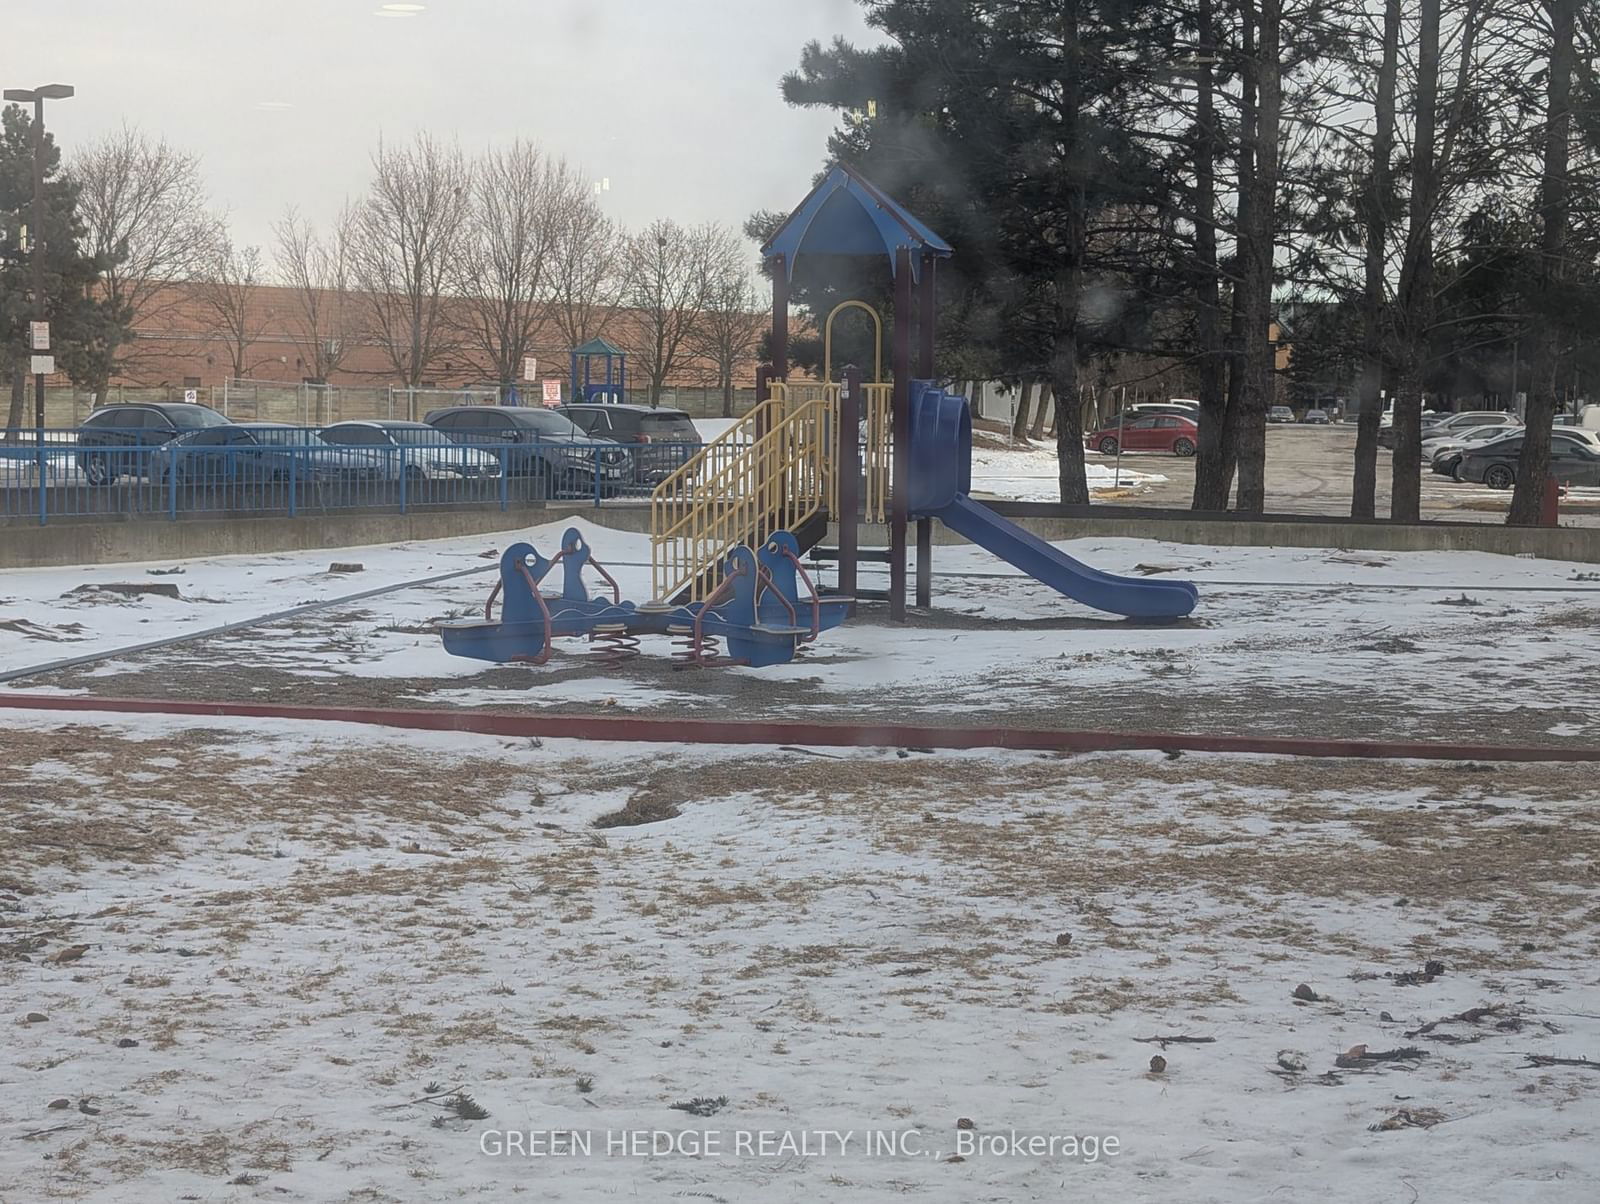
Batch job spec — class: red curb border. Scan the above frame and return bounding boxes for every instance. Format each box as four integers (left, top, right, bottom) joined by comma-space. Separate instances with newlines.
2, 693, 1597, 763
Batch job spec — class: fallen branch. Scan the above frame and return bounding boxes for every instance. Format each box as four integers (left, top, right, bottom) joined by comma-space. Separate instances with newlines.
1405, 1003, 1508, 1039
1336, 1045, 1428, 1068
1520, 1054, 1600, 1071
1133, 1035, 1217, 1049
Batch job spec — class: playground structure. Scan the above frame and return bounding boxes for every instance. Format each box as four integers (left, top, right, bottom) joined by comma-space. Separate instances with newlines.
569, 338, 628, 405
646, 163, 1199, 625
440, 165, 1196, 674
439, 525, 848, 669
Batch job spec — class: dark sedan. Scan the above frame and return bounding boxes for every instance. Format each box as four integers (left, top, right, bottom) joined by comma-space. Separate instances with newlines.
1454, 430, 1600, 490
152, 423, 385, 485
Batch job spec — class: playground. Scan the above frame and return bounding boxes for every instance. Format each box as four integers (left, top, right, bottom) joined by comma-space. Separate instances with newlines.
3, 168, 1600, 1201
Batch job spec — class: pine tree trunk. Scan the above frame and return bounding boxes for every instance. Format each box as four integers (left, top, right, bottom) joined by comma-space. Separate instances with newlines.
1029, 384, 1052, 440
1352, 0, 1401, 519
1052, 346, 1088, 504
1012, 381, 1035, 440
1233, 0, 1281, 514
1189, 0, 1230, 511
1050, 3, 1090, 506
1389, 0, 1440, 523
5, 364, 26, 439
1508, 0, 1576, 526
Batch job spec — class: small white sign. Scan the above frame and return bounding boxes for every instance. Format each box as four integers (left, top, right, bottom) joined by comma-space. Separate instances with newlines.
184, 389, 198, 404
541, 378, 562, 407
30, 321, 49, 351
523, 355, 538, 382
30, 355, 55, 376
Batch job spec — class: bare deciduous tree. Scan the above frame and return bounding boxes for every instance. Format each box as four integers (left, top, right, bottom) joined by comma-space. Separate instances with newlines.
455, 143, 581, 397
70, 125, 215, 399
545, 188, 625, 355
690, 240, 764, 417
272, 204, 358, 382
624, 219, 726, 406
348, 133, 470, 387
192, 236, 270, 381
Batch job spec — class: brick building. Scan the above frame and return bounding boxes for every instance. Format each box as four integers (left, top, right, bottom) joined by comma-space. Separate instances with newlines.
113, 282, 758, 396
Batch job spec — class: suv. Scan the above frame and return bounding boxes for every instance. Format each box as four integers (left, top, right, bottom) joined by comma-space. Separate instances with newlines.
76, 402, 232, 485
424, 405, 632, 495
559, 404, 703, 483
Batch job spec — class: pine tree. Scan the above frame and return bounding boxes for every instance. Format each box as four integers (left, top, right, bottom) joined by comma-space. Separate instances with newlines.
0, 104, 107, 434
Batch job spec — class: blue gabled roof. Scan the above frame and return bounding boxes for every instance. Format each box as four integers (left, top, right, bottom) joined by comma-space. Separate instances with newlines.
760, 162, 952, 281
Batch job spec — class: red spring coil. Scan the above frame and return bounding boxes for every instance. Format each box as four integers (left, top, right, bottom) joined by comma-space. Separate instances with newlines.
668, 624, 722, 669
589, 624, 641, 670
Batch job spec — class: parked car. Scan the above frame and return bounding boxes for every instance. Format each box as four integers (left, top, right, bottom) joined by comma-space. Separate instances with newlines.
1301, 407, 1330, 425
559, 403, 703, 484
76, 402, 232, 485
318, 420, 502, 481
1097, 403, 1197, 429
424, 405, 633, 494
1454, 429, 1600, 489
152, 422, 386, 486
1085, 414, 1198, 457
1380, 409, 1515, 449
1268, 405, 1296, 423
1423, 422, 1520, 471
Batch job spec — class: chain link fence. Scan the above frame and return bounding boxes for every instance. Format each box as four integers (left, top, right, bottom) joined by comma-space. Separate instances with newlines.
20, 380, 764, 431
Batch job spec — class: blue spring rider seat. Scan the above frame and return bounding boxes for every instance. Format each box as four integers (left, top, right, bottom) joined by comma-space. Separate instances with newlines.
438, 526, 851, 669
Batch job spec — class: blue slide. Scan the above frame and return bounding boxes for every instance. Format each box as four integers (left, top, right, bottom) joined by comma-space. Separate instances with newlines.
907, 382, 1199, 621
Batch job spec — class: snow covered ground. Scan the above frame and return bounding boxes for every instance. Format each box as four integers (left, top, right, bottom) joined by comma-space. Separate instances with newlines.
3, 711, 1597, 1202
5, 519, 1600, 1199
7, 515, 1600, 746
971, 436, 1169, 501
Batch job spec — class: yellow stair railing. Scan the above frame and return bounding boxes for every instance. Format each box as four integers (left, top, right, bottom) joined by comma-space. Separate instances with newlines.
649, 379, 896, 603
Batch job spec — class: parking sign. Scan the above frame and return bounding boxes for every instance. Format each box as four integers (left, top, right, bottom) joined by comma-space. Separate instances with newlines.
541, 379, 562, 407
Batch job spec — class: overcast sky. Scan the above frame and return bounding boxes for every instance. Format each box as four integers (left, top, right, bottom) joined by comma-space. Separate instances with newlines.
15, 0, 879, 258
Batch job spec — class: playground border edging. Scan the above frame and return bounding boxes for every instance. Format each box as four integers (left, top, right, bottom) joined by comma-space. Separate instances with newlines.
3, 693, 1598, 763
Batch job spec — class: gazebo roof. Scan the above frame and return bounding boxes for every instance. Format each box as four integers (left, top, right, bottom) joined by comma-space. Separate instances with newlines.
760, 162, 952, 281
573, 337, 627, 357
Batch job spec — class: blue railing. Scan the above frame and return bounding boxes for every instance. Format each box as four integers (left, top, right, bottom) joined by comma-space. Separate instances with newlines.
0, 428, 704, 525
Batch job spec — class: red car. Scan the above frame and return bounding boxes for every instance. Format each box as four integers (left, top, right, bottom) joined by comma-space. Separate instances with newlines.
1085, 414, 1198, 457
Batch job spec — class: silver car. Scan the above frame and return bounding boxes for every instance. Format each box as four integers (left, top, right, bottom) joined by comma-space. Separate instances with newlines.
319, 420, 503, 481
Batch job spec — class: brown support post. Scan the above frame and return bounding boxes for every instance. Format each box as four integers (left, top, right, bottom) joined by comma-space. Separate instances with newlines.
915, 253, 937, 608
772, 257, 789, 383
915, 518, 932, 609
838, 364, 861, 605
890, 249, 912, 621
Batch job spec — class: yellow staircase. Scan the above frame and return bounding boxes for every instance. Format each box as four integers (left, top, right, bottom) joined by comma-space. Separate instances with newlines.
650, 381, 893, 603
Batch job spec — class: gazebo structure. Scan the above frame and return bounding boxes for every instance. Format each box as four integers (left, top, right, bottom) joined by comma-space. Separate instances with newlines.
569, 337, 628, 405
759, 162, 952, 620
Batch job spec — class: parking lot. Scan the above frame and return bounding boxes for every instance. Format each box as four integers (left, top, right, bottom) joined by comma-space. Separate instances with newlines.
1079, 424, 1600, 524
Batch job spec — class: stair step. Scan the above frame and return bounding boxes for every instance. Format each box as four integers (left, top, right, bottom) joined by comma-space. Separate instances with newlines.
809, 547, 892, 564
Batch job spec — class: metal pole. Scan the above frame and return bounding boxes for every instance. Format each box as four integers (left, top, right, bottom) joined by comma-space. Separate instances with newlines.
889, 248, 912, 621
839, 364, 861, 603
31, 98, 46, 492
1115, 386, 1126, 486
916, 254, 936, 609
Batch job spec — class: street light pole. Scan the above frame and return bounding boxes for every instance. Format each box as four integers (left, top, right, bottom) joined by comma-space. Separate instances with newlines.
3, 83, 74, 465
